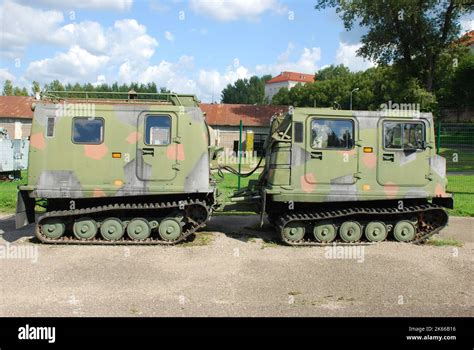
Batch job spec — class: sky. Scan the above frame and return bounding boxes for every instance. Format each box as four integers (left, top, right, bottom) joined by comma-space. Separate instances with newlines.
0, 0, 473, 102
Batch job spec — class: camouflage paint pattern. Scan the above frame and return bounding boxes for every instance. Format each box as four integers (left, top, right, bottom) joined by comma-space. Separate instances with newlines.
264, 108, 450, 203
21, 97, 213, 199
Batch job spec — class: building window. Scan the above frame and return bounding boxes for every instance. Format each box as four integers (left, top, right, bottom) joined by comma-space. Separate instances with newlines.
72, 117, 104, 144
145, 115, 171, 145
254, 134, 267, 156
311, 118, 354, 149
384, 122, 425, 150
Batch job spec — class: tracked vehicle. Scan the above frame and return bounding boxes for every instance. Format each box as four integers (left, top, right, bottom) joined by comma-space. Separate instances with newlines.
16, 91, 220, 244
232, 108, 453, 246
16, 91, 453, 246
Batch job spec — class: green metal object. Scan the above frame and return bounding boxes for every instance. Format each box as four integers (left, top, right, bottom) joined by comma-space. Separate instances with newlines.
158, 218, 182, 241
283, 221, 305, 241
364, 221, 387, 242
437, 122, 441, 155
393, 220, 416, 242
339, 221, 362, 242
126, 218, 151, 241
100, 218, 124, 241
238, 119, 243, 190
313, 221, 337, 242
73, 218, 97, 240
42, 219, 65, 239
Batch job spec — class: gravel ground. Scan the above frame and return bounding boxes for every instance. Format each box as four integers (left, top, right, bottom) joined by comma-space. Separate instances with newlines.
0, 213, 472, 317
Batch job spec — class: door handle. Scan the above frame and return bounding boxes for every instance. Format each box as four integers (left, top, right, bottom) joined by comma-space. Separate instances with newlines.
382, 153, 394, 162
142, 148, 155, 156
311, 151, 323, 160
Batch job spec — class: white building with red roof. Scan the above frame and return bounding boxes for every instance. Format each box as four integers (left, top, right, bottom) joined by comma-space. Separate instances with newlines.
264, 71, 315, 101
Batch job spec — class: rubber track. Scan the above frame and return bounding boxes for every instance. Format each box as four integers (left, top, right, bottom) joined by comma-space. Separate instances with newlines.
35, 198, 211, 245
276, 203, 448, 246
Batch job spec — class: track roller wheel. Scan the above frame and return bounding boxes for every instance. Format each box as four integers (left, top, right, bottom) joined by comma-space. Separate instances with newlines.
364, 221, 388, 242
339, 221, 362, 242
100, 218, 125, 241
313, 221, 337, 242
127, 218, 151, 241
393, 220, 416, 242
73, 218, 98, 240
283, 221, 305, 242
41, 218, 66, 239
158, 218, 183, 241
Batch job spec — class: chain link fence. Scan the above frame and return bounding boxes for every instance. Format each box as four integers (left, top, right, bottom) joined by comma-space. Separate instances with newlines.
436, 122, 474, 215
437, 122, 474, 174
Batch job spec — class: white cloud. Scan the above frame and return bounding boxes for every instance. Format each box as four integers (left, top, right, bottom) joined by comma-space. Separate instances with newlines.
107, 19, 158, 61
0, 1, 143, 59
255, 44, 322, 75
198, 63, 251, 101
14, 0, 132, 11
164, 31, 175, 42
0, 69, 16, 83
189, 0, 286, 21
335, 42, 375, 71
460, 18, 473, 34
54, 21, 108, 55
25, 46, 109, 83
0, 0, 64, 58
119, 55, 196, 94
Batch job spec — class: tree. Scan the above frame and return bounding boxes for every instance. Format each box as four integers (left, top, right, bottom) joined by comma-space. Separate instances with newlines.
31, 81, 41, 96
2, 80, 13, 96
221, 75, 272, 104
13, 87, 28, 96
271, 64, 437, 112
315, 0, 473, 91
437, 52, 474, 109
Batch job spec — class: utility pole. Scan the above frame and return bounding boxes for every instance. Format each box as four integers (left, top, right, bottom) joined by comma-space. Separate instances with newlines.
350, 88, 359, 110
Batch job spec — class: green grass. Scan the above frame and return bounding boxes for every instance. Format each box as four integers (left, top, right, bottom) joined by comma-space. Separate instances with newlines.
0, 171, 27, 213
447, 175, 474, 217
426, 238, 464, 247
439, 148, 474, 172
181, 232, 214, 247
216, 172, 260, 201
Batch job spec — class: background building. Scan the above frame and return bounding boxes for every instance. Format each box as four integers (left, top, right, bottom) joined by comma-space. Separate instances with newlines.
201, 103, 285, 155
0, 96, 33, 139
264, 71, 315, 101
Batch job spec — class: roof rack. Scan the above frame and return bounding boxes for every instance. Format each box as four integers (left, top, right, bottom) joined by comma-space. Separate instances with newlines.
41, 90, 200, 107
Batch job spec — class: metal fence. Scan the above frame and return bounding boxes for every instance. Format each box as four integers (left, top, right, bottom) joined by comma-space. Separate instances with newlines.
436, 122, 474, 174
436, 122, 474, 204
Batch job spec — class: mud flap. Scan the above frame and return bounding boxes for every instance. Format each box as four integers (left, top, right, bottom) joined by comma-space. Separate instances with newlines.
432, 196, 454, 209
15, 191, 35, 229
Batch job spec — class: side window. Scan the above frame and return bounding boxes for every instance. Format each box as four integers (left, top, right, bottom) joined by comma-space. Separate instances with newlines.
384, 122, 425, 150
46, 117, 55, 138
72, 117, 104, 144
145, 115, 171, 145
311, 119, 354, 149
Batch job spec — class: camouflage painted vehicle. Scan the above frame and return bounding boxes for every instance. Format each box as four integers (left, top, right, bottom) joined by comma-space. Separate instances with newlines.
232, 107, 453, 245
16, 91, 220, 244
